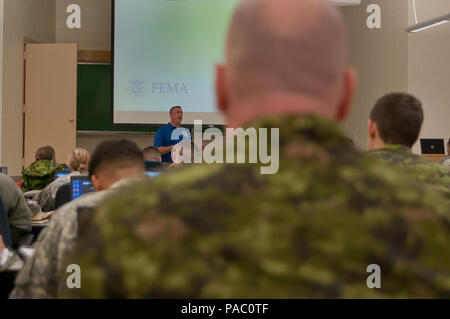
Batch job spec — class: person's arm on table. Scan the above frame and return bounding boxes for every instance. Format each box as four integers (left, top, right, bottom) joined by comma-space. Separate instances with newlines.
156, 145, 174, 155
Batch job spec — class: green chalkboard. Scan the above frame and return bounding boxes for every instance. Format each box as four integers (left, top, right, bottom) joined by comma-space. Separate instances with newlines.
77, 64, 158, 132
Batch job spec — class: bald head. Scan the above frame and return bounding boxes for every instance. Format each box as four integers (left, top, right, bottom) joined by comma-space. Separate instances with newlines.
217, 0, 354, 126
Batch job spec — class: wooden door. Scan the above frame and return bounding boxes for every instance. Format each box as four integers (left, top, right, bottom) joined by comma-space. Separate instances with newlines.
24, 43, 77, 167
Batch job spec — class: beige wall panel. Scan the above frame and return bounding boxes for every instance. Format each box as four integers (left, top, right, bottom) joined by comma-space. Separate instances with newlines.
24, 43, 77, 167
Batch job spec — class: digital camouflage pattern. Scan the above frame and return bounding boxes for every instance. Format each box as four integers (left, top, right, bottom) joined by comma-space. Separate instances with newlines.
37, 171, 86, 212
21, 160, 67, 192
441, 156, 450, 168
10, 178, 142, 299
369, 144, 450, 191
61, 115, 450, 299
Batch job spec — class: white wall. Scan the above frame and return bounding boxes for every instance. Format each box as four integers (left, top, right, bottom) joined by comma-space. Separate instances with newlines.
1, 0, 56, 176
340, 0, 450, 153
77, 132, 155, 156
408, 0, 450, 154
339, 0, 409, 150
56, 0, 111, 50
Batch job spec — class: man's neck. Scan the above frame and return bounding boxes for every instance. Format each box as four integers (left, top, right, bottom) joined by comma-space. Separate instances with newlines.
170, 121, 180, 128
225, 93, 336, 128
369, 139, 385, 151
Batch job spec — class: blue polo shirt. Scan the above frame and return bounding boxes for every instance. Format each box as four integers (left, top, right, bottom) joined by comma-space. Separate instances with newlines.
154, 123, 191, 163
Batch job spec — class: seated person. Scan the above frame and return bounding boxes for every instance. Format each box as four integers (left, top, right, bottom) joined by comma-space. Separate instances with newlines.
21, 146, 67, 192
440, 138, 450, 167
367, 92, 450, 190
0, 174, 32, 248
10, 139, 146, 299
154, 106, 187, 164
143, 146, 165, 171
37, 148, 90, 212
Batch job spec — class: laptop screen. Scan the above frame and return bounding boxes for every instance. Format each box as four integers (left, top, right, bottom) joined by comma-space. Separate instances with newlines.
71, 176, 95, 200
420, 139, 445, 155
56, 170, 71, 178
145, 171, 162, 179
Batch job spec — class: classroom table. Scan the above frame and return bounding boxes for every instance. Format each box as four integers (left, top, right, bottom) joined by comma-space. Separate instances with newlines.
32, 221, 50, 239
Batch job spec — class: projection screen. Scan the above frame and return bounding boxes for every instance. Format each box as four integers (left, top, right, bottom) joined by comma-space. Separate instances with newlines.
113, 0, 240, 125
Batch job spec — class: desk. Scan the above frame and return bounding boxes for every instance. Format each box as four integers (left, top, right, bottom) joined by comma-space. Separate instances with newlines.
32, 221, 49, 238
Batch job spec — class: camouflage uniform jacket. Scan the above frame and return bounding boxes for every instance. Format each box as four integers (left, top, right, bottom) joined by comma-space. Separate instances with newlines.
21, 160, 67, 192
0, 174, 32, 247
62, 115, 450, 299
10, 178, 142, 299
369, 144, 450, 190
37, 171, 87, 212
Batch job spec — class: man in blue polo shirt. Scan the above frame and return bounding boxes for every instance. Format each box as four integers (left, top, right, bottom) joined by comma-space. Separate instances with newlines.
154, 106, 190, 163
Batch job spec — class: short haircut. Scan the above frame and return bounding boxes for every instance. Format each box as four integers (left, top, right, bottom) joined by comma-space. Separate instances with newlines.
88, 140, 145, 177
143, 146, 162, 162
35, 146, 55, 161
169, 106, 182, 113
370, 93, 424, 148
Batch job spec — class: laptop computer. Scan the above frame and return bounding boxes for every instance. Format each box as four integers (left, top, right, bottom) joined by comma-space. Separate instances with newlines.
71, 176, 95, 200
145, 171, 162, 179
56, 169, 71, 178
420, 139, 445, 155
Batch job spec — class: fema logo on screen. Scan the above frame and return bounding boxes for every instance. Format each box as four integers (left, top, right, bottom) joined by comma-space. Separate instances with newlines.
129, 79, 145, 95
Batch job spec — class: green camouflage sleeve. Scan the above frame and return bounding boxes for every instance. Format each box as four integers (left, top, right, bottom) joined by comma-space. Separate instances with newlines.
369, 147, 450, 190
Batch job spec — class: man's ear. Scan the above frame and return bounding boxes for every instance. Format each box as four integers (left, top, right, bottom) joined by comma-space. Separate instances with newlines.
215, 64, 229, 113
368, 120, 377, 139
336, 68, 356, 122
91, 175, 102, 192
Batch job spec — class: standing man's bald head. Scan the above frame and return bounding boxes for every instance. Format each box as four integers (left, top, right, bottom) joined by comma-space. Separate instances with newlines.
216, 0, 355, 127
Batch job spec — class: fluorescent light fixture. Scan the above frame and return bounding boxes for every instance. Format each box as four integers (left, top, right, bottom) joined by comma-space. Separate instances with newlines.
406, 13, 450, 33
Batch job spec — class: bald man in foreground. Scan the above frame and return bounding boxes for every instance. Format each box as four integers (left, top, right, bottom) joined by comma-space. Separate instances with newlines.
63, 0, 450, 298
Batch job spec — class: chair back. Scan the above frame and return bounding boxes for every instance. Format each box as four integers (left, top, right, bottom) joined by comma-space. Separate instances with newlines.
54, 182, 72, 210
